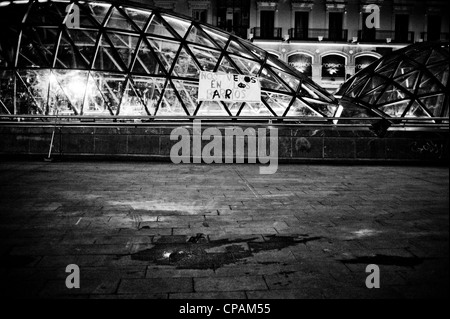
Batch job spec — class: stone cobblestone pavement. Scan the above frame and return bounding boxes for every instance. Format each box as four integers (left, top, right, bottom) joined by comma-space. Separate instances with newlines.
0, 161, 448, 299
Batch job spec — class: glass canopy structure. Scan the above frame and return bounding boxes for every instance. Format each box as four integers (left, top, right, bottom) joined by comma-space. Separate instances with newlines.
336, 42, 449, 121
0, 0, 338, 119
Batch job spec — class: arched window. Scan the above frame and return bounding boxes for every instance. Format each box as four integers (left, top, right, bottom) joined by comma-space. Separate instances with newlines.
288, 53, 312, 77
355, 55, 378, 73
321, 54, 345, 79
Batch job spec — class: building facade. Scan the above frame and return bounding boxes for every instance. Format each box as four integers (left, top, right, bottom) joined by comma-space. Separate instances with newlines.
132, 0, 449, 92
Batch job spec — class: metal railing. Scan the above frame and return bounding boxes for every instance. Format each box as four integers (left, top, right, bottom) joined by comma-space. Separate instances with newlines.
420, 32, 450, 42
289, 28, 348, 41
357, 30, 415, 43
0, 115, 448, 129
251, 27, 283, 40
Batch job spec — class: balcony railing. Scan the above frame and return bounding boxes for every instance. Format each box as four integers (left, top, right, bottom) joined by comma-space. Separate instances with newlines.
420, 32, 450, 42
357, 30, 415, 43
288, 28, 348, 42
251, 27, 283, 40
217, 25, 249, 40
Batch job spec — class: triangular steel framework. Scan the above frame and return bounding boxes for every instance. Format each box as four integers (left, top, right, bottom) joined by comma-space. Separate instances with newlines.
0, 0, 338, 118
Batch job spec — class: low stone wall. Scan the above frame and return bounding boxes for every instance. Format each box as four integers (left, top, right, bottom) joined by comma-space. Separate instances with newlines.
0, 125, 448, 163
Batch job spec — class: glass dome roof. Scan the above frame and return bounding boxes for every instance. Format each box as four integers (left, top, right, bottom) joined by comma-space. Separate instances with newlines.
0, 0, 337, 119
336, 42, 449, 121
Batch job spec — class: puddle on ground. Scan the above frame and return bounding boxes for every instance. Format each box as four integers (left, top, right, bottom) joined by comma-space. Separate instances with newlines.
339, 254, 426, 267
124, 234, 322, 270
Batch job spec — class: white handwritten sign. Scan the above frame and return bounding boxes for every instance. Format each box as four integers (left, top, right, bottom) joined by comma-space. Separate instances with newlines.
198, 71, 261, 102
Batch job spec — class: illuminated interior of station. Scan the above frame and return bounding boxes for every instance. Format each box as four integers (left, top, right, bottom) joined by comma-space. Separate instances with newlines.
0, 0, 448, 123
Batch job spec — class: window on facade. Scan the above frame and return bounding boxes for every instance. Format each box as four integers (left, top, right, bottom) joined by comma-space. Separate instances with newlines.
288, 54, 312, 77
260, 10, 275, 39
427, 15, 441, 41
329, 12, 343, 41
192, 9, 207, 23
322, 55, 345, 79
294, 11, 309, 40
395, 14, 409, 42
355, 55, 378, 73
217, 0, 250, 39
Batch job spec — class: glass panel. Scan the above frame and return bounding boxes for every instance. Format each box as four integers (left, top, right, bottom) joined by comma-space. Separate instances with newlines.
259, 67, 291, 92
417, 73, 441, 95
132, 41, 164, 75
66, 29, 98, 66
394, 60, 416, 77
157, 81, 187, 115
299, 83, 332, 102
196, 101, 229, 116
427, 49, 447, 65
55, 31, 89, 69
172, 47, 200, 78
378, 100, 410, 117
359, 75, 386, 95
172, 80, 198, 115
360, 85, 387, 105
123, 7, 151, 31
83, 73, 113, 116
238, 102, 272, 116
428, 63, 449, 86
186, 25, 217, 49
261, 91, 292, 116
286, 98, 323, 117
272, 68, 300, 92
302, 98, 336, 117
227, 40, 254, 60
377, 84, 407, 105
395, 71, 419, 93
419, 94, 446, 117
161, 14, 191, 38
51, 69, 90, 115
106, 7, 137, 32
145, 14, 175, 38
229, 56, 261, 76
241, 42, 266, 60
18, 27, 59, 68
106, 32, 140, 69
93, 35, 124, 72
77, 4, 97, 28
91, 72, 126, 115
216, 56, 240, 74
405, 48, 431, 65
202, 26, 229, 49
86, 2, 111, 25
375, 60, 399, 77
339, 100, 374, 121
190, 46, 221, 72
0, 71, 14, 114
119, 81, 147, 116
148, 38, 179, 73
266, 56, 291, 72
17, 69, 49, 114
26, 1, 67, 26
132, 76, 165, 116
404, 101, 430, 118
227, 102, 244, 116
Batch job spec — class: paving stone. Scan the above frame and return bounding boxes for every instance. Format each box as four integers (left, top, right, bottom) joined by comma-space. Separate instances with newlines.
194, 276, 267, 292
118, 278, 193, 294
0, 162, 447, 299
